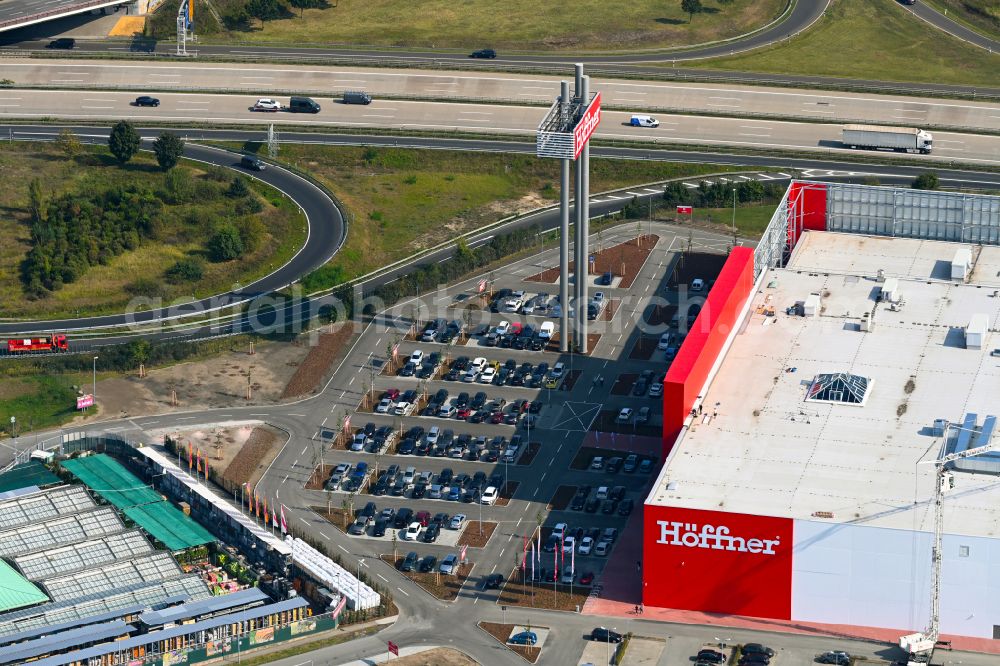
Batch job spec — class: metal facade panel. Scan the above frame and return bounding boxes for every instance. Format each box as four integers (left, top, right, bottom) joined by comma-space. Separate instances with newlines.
792, 519, 1000, 639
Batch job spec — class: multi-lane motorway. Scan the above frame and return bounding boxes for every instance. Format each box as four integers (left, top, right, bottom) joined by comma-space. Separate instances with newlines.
5, 59, 1000, 132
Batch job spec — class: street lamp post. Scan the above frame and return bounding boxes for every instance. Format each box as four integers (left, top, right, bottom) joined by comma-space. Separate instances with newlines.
357, 558, 365, 612
92, 356, 99, 409
606, 627, 617, 665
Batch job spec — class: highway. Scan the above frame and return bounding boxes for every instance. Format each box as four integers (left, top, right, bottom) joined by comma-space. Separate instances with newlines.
3, 90, 999, 166
902, 0, 1000, 53
5, 58, 1000, 132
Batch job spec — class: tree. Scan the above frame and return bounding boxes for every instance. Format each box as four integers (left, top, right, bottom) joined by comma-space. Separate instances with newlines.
288, 0, 324, 17
912, 172, 939, 190
681, 0, 702, 22
128, 339, 151, 367
152, 132, 184, 171
246, 0, 282, 25
207, 225, 245, 261
108, 120, 141, 164
56, 128, 83, 158
228, 175, 251, 198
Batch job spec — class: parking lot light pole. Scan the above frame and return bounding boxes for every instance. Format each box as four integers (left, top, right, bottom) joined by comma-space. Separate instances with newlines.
92, 355, 99, 408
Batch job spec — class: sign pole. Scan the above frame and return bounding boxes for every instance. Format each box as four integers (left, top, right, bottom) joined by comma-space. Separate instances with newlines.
559, 80, 571, 354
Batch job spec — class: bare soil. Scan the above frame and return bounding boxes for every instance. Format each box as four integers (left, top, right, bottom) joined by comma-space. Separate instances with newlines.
629, 337, 659, 361
526, 235, 659, 290
545, 334, 602, 356
598, 298, 621, 322
160, 423, 285, 492
497, 572, 592, 613
562, 369, 583, 391
478, 622, 541, 664
591, 410, 661, 437
611, 373, 639, 396
88, 340, 310, 423
517, 441, 541, 466
668, 251, 729, 289
381, 554, 474, 601
645, 303, 677, 327
495, 481, 519, 507
312, 505, 353, 532
281, 325, 355, 398
217, 426, 281, 493
548, 485, 577, 511
458, 521, 498, 548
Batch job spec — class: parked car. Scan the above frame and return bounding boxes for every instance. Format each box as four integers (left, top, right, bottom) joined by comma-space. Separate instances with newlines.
403, 522, 421, 540
509, 631, 537, 646
590, 456, 605, 470
480, 486, 498, 505
816, 651, 850, 665
399, 551, 418, 572
696, 648, 726, 664
742, 644, 775, 659
439, 554, 459, 574
616, 407, 634, 424
483, 573, 504, 589
450, 514, 466, 530
638, 459, 653, 474
591, 627, 624, 643
579, 571, 595, 585
418, 555, 437, 573
578, 536, 595, 555
348, 517, 367, 535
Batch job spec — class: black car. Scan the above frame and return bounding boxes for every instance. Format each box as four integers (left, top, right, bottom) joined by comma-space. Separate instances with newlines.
423, 522, 440, 542
696, 649, 725, 664
483, 573, 504, 589
372, 479, 390, 496
816, 651, 850, 665
411, 483, 427, 499
391, 479, 406, 496
739, 655, 770, 666
591, 627, 624, 643
601, 499, 618, 515
134, 96, 160, 107
453, 356, 470, 371
742, 644, 775, 659
571, 494, 587, 511
418, 555, 437, 573
470, 48, 497, 58
481, 449, 498, 462
47, 38, 75, 49
399, 362, 416, 377
606, 457, 623, 474
597, 271, 613, 285
472, 391, 487, 409
584, 498, 600, 513
372, 518, 388, 537
456, 391, 470, 407
359, 501, 377, 519
618, 499, 634, 516
529, 400, 542, 414
439, 468, 454, 485
399, 551, 418, 572
397, 439, 415, 455
393, 508, 413, 529
610, 486, 626, 502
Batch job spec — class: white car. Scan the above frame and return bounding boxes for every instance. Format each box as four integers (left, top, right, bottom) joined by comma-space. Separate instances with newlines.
594, 540, 610, 556
495, 321, 511, 336
551, 522, 568, 540
590, 456, 604, 470
470, 357, 487, 372
426, 427, 440, 445
450, 514, 466, 530
561, 569, 575, 584
592, 291, 606, 305
480, 486, 498, 505
403, 522, 421, 540
691, 278, 705, 292
376, 397, 393, 413
539, 321, 554, 340
649, 383, 663, 398
479, 367, 496, 384
616, 407, 634, 424
551, 362, 565, 378
562, 536, 576, 554
463, 368, 479, 383
504, 298, 523, 313
578, 536, 594, 555
253, 98, 281, 111
393, 401, 412, 416
409, 350, 424, 364
657, 332, 672, 351
595, 486, 609, 500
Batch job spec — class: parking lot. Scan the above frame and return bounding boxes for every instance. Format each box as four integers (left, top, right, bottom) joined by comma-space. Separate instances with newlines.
302, 223, 731, 608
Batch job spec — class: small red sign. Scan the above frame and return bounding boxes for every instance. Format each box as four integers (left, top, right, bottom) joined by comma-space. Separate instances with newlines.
76, 394, 94, 409
477, 279, 487, 293
677, 205, 693, 215
573, 92, 602, 160
388, 641, 399, 656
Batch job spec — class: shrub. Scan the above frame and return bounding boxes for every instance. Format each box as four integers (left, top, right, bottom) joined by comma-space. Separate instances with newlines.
125, 277, 163, 297
228, 176, 251, 198
165, 258, 204, 283
152, 132, 185, 171
207, 224, 245, 261
108, 120, 140, 164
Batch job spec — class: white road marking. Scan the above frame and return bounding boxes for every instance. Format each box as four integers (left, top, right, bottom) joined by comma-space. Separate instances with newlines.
378, 574, 388, 582
397, 587, 410, 596
301, 445, 309, 456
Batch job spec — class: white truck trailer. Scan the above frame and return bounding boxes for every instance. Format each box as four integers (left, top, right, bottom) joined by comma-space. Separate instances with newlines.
842, 124, 933, 154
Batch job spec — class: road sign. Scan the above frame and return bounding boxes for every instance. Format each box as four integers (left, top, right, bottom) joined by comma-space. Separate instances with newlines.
76, 394, 94, 410
477, 279, 487, 293
388, 640, 399, 656
677, 205, 694, 214
573, 92, 602, 160
460, 544, 468, 562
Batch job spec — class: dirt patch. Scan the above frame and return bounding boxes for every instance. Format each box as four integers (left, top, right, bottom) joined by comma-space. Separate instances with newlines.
497, 572, 592, 613
92, 340, 310, 420
611, 373, 639, 396
646, 303, 677, 327
629, 337, 659, 361
591, 410, 661, 437
669, 251, 729, 289
388, 648, 478, 666
562, 369, 583, 391
517, 441, 541, 466
217, 426, 280, 492
570, 446, 657, 471
380, 554, 474, 602
598, 298, 621, 322
281, 325, 355, 398
312, 505, 353, 532
479, 622, 541, 664
495, 481, 519, 507
526, 235, 658, 289
548, 485, 577, 511
458, 521, 498, 548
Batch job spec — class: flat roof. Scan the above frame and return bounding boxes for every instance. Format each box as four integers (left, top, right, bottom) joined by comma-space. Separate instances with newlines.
650, 232, 1000, 538
0, 461, 60, 494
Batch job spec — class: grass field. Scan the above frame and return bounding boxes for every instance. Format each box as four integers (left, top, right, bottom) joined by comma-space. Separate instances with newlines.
924, 0, 999, 40
0, 374, 91, 435
684, 204, 777, 236
151, 0, 786, 51
690, 0, 1000, 86
0, 143, 305, 319
252, 144, 738, 281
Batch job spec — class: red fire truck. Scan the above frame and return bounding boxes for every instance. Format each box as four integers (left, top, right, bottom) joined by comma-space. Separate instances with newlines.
6, 335, 69, 353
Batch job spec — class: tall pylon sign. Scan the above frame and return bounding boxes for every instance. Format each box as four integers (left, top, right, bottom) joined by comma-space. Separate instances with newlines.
535, 64, 601, 354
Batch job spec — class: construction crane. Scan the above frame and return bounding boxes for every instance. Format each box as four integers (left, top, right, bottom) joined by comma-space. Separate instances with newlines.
899, 436, 995, 664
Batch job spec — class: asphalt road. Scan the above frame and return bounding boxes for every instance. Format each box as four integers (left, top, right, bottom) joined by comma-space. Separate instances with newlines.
3, 90, 999, 166
10, 221, 1000, 666
6, 58, 1000, 133
0, 135, 346, 334
902, 0, 1000, 53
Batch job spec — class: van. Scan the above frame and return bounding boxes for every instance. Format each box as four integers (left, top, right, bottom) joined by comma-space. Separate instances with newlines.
240, 155, 265, 171
539, 321, 554, 340
343, 90, 372, 105
629, 115, 659, 128
289, 96, 321, 113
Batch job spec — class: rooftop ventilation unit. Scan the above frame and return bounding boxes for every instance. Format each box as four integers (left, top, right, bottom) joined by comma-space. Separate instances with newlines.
806, 372, 873, 406
952, 248, 971, 281
966, 314, 988, 350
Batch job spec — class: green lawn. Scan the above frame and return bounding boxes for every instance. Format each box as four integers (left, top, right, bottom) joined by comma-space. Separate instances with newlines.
257, 144, 738, 281
684, 204, 778, 237
150, 0, 786, 52
924, 0, 999, 41
0, 374, 91, 435
0, 143, 305, 319
689, 0, 1000, 86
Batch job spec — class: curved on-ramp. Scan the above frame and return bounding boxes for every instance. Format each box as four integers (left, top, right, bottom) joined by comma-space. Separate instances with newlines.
0, 132, 346, 336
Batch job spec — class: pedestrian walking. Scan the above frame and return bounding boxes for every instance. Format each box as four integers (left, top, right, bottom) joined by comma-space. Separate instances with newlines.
634, 604, 640, 615
640, 604, 644, 615
599, 375, 605, 387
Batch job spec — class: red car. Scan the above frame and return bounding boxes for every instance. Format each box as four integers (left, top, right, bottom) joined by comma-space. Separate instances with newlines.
490, 411, 504, 424
579, 571, 594, 586
415, 510, 431, 527
516, 399, 530, 414
456, 407, 472, 420
384, 388, 400, 400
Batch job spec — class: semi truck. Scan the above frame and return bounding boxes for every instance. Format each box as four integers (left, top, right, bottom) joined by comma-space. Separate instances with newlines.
6, 335, 69, 353
842, 124, 933, 154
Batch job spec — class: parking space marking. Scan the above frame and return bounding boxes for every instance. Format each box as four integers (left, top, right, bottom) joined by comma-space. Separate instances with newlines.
321, 532, 331, 540
397, 587, 410, 596
300, 445, 308, 456
338, 544, 349, 553
378, 573, 388, 582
